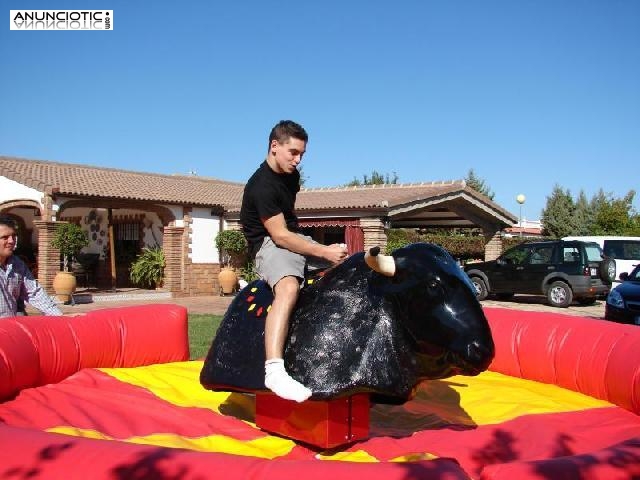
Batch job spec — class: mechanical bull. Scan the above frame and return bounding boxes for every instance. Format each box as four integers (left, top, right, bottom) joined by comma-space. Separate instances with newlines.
200, 243, 495, 403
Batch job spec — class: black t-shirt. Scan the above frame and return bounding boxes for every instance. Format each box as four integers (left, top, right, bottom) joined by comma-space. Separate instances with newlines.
240, 161, 301, 257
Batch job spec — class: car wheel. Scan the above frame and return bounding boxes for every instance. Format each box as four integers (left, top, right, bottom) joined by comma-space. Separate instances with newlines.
470, 277, 488, 301
547, 281, 573, 308
600, 258, 616, 283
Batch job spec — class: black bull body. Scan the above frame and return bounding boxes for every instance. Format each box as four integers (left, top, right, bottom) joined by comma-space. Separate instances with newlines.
200, 243, 495, 402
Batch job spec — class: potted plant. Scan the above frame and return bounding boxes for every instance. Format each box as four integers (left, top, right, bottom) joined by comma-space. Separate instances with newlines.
215, 229, 247, 295
51, 222, 89, 301
129, 246, 165, 289
238, 260, 259, 290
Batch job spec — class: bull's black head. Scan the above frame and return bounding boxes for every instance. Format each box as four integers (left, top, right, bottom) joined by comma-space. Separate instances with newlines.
366, 243, 495, 379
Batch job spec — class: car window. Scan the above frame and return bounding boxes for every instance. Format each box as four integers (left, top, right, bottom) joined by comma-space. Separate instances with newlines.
528, 246, 554, 264
584, 244, 604, 262
604, 240, 640, 260
501, 246, 527, 265
563, 246, 580, 263
632, 267, 640, 281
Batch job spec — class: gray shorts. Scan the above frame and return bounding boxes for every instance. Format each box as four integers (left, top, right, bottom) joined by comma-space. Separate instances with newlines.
255, 235, 315, 288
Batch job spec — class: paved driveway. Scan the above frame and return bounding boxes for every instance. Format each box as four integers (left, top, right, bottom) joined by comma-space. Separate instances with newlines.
53, 294, 235, 316
50, 292, 608, 320
481, 295, 605, 319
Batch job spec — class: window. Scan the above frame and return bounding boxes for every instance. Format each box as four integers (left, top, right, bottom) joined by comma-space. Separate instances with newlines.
502, 246, 527, 265
563, 247, 580, 263
585, 245, 604, 262
528, 246, 553, 264
604, 240, 640, 260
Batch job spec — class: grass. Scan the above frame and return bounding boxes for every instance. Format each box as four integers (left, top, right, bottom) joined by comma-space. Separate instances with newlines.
188, 314, 224, 360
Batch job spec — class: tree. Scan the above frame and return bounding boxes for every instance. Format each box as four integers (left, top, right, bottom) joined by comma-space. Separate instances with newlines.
298, 165, 308, 187
573, 190, 593, 235
589, 189, 609, 229
51, 222, 89, 272
542, 186, 640, 236
630, 214, 640, 236
592, 190, 638, 235
464, 169, 494, 200
541, 185, 576, 238
346, 170, 399, 186
215, 229, 248, 268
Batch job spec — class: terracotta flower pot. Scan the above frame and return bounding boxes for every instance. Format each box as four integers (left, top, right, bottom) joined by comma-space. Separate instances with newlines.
52, 271, 77, 303
218, 267, 238, 295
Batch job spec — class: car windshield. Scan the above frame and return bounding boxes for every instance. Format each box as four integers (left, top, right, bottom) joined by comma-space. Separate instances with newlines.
584, 244, 604, 262
630, 266, 640, 281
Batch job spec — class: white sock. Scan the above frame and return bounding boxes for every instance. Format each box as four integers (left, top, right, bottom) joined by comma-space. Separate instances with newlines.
264, 359, 312, 403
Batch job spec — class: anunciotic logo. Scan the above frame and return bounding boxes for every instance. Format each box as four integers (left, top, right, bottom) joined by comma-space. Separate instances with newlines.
10, 10, 113, 30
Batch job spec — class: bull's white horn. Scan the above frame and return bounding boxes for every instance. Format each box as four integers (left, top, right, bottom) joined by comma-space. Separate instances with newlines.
365, 246, 396, 276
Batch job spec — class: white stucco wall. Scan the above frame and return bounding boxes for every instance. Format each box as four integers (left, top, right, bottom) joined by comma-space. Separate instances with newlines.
59, 207, 165, 259
190, 208, 220, 263
0, 176, 43, 203
167, 205, 184, 227
142, 214, 163, 247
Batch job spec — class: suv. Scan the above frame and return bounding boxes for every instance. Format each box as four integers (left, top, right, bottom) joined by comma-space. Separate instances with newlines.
563, 236, 640, 285
464, 240, 614, 307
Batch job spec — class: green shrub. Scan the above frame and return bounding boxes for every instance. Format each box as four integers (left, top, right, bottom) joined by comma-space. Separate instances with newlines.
215, 230, 247, 267
418, 234, 486, 261
51, 222, 89, 272
129, 246, 165, 288
385, 229, 554, 262
240, 261, 259, 282
385, 229, 420, 254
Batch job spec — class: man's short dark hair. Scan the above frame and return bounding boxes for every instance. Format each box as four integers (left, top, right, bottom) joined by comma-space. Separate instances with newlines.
0, 216, 17, 230
268, 120, 308, 150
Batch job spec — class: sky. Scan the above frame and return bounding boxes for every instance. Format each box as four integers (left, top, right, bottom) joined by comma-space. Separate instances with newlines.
2, 1, 639, 222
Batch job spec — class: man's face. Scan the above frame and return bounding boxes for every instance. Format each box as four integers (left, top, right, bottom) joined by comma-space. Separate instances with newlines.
269, 137, 306, 174
0, 224, 17, 264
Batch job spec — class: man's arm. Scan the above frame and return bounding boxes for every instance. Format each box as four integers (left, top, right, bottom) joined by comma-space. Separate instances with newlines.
21, 269, 63, 316
263, 213, 347, 264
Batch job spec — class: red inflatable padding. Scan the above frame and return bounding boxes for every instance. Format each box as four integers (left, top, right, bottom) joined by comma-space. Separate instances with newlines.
0, 425, 472, 480
480, 436, 640, 480
0, 304, 189, 401
485, 307, 640, 415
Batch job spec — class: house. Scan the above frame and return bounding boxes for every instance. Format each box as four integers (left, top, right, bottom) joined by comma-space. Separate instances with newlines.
1, 155, 516, 295
503, 219, 544, 238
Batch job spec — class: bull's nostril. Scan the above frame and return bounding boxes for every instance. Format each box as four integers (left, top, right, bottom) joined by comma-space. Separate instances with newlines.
468, 341, 489, 363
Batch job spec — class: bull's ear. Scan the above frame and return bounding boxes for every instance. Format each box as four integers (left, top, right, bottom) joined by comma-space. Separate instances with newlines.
365, 246, 396, 276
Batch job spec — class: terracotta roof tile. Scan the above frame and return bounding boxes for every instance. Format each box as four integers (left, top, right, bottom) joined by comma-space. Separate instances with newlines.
294, 182, 516, 223
0, 156, 244, 209
297, 182, 465, 210
0, 156, 515, 223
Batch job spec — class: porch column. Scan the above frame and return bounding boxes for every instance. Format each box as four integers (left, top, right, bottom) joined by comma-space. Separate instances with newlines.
360, 217, 387, 253
483, 228, 503, 261
162, 225, 185, 294
33, 220, 60, 293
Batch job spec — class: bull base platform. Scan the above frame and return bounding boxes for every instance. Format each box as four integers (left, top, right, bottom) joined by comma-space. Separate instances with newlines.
255, 393, 370, 449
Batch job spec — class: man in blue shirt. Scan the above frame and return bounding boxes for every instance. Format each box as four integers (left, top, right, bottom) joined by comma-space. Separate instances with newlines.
0, 216, 62, 318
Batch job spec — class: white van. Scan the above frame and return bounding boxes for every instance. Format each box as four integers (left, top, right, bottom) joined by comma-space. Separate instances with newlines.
562, 236, 640, 284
